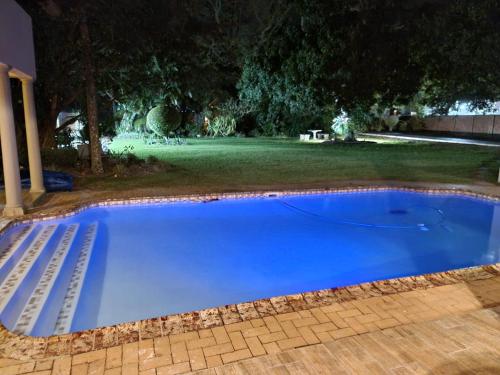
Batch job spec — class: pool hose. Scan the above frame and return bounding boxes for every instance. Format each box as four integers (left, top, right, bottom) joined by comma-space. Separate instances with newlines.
278, 199, 445, 231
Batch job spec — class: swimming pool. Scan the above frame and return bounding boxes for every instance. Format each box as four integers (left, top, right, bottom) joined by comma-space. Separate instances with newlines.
0, 189, 498, 337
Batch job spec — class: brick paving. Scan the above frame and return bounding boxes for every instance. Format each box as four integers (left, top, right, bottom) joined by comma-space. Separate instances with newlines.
1, 276, 499, 375
193, 306, 500, 374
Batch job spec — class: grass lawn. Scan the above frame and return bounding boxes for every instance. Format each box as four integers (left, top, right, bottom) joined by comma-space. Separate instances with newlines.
77, 137, 499, 193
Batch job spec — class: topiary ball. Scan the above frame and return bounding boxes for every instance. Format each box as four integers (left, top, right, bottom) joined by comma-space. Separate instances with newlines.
146, 105, 181, 137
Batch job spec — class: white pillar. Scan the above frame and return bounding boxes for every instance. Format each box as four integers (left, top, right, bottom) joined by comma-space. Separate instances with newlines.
21, 78, 45, 194
0, 64, 23, 216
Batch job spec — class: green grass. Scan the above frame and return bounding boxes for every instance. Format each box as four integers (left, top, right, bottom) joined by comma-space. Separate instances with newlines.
77, 137, 499, 192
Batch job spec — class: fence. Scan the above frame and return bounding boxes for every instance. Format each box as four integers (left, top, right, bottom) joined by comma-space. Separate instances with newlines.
424, 115, 500, 135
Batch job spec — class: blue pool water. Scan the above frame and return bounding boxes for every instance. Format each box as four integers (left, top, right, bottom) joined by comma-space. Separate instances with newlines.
0, 190, 499, 336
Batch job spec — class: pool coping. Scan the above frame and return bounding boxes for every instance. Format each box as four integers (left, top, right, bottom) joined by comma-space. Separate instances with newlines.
0, 186, 499, 360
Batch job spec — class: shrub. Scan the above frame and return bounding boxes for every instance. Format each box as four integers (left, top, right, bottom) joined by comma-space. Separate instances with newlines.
332, 107, 373, 141
207, 115, 236, 137
208, 99, 256, 137
112, 163, 128, 177
145, 155, 160, 164
236, 114, 257, 136
133, 116, 147, 133
185, 122, 202, 137
285, 121, 310, 137
124, 153, 141, 166
348, 107, 374, 133
405, 116, 425, 131
331, 112, 349, 137
42, 148, 79, 170
383, 113, 400, 131
107, 145, 142, 167
259, 122, 278, 137
146, 105, 181, 137
55, 128, 75, 148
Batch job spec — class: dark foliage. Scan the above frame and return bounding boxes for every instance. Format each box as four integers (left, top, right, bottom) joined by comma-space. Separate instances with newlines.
16, 0, 500, 143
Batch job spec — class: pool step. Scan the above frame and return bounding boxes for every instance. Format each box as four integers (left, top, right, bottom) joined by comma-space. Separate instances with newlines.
53, 222, 99, 335
12, 224, 80, 335
0, 225, 57, 312
0, 225, 36, 283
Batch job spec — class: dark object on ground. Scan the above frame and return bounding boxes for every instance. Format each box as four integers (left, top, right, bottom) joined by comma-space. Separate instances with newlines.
0, 170, 73, 192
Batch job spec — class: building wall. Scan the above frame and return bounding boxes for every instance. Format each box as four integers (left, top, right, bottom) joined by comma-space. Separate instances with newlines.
424, 116, 500, 135
0, 0, 36, 79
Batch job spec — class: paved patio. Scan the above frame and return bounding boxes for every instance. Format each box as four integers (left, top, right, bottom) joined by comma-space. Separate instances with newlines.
193, 306, 500, 374
0, 274, 499, 375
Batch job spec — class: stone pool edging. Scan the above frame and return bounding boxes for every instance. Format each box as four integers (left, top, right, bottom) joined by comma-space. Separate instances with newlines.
0, 186, 499, 360
1, 186, 499, 232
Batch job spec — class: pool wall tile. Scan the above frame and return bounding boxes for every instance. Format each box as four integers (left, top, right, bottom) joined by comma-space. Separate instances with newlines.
198, 308, 223, 328
236, 302, 260, 320
161, 315, 184, 336
93, 326, 117, 349
285, 294, 308, 311
139, 319, 162, 340
333, 290, 352, 303
269, 296, 294, 314
44, 335, 70, 357
180, 312, 203, 332
70, 331, 94, 355
343, 285, 367, 298
252, 300, 276, 317
116, 322, 139, 344
218, 305, 243, 325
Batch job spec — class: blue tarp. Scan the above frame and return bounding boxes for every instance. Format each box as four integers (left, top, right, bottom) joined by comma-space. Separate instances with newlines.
0, 170, 73, 192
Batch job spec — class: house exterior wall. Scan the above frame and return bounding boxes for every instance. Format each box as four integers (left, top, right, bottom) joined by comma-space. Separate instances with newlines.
0, 0, 36, 79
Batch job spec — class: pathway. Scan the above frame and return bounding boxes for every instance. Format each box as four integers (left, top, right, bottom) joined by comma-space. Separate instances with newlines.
363, 132, 500, 147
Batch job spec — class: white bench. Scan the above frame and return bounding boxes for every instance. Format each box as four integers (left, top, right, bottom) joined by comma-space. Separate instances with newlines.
299, 134, 311, 141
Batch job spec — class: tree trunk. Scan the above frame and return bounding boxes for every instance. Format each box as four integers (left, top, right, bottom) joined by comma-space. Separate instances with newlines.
39, 94, 58, 149
40, 120, 56, 149
79, 13, 104, 174
179, 100, 188, 135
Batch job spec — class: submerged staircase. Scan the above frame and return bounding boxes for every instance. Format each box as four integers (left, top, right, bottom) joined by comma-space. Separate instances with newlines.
0, 221, 99, 336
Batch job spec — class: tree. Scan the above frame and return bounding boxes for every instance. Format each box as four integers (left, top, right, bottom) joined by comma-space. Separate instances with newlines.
239, 0, 500, 128
412, 0, 500, 113
79, 5, 103, 174
18, 0, 82, 148
18, 0, 106, 173
21, 0, 500, 148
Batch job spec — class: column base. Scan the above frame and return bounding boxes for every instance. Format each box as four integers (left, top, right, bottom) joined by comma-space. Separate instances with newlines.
3, 205, 24, 217
30, 188, 46, 195
29, 189, 46, 207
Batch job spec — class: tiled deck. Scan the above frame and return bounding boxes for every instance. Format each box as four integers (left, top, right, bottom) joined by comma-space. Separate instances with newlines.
194, 306, 500, 374
1, 275, 499, 375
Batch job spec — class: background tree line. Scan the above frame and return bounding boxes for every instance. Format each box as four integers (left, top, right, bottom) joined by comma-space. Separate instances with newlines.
15, 0, 500, 173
